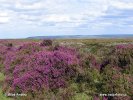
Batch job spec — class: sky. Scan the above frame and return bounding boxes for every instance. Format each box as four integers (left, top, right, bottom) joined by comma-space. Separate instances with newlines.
0, 0, 133, 38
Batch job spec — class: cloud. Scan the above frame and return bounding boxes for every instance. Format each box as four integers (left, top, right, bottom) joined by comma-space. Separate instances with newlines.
0, 11, 10, 24
15, 1, 44, 10
0, 0, 133, 38
0, 17, 9, 24
0, 0, 108, 24
110, 1, 133, 10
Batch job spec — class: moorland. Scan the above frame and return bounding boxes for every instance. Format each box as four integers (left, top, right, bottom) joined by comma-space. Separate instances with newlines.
0, 39, 133, 100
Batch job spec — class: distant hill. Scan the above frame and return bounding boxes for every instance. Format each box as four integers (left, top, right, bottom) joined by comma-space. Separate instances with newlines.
27, 34, 133, 39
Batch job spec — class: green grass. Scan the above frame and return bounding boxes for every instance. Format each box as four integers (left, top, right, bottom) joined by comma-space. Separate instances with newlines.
0, 89, 12, 100
0, 73, 12, 100
0, 73, 5, 81
73, 93, 92, 100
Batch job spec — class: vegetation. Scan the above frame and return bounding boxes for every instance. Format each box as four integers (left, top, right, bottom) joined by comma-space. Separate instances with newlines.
0, 39, 133, 100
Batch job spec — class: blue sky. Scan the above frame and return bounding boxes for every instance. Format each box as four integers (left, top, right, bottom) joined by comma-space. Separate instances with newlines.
0, 0, 133, 38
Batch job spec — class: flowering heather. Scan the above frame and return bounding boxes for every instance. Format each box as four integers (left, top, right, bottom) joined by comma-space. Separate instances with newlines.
3, 43, 79, 93
115, 44, 133, 54
0, 45, 17, 73
115, 44, 133, 49
0, 45, 13, 55
17, 43, 43, 55
54, 45, 77, 56
79, 53, 100, 70
1, 40, 133, 100
100, 44, 133, 70
94, 96, 107, 100
114, 44, 133, 67
4, 52, 17, 74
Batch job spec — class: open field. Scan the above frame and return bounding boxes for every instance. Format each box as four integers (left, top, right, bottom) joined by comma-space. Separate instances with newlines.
0, 39, 133, 100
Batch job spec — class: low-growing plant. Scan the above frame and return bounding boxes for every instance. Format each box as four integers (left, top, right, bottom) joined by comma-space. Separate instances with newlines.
0, 40, 133, 100
40, 40, 53, 46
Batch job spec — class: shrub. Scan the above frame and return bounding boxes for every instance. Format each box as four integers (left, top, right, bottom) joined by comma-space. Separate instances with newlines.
40, 40, 52, 46
100, 44, 133, 70
1, 41, 133, 99
3, 45, 79, 97
17, 43, 43, 55
5, 43, 13, 47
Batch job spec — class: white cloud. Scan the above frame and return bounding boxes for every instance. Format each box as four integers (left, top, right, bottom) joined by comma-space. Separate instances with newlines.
110, 1, 133, 10
0, 0, 133, 37
0, 12, 8, 16
15, 1, 44, 10
0, 11, 10, 24
3, 0, 107, 28
0, 17, 9, 24
0, 0, 127, 25
41, 14, 86, 23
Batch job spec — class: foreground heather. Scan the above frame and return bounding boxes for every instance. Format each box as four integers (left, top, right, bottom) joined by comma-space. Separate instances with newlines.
0, 40, 133, 100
